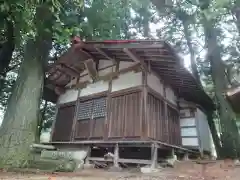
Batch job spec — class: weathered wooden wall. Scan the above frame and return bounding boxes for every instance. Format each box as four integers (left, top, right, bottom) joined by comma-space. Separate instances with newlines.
74, 89, 142, 140
52, 103, 75, 141
52, 61, 182, 147
74, 94, 107, 140
52, 87, 182, 146
147, 93, 165, 140
75, 116, 105, 139
167, 105, 181, 146
147, 72, 177, 105
146, 93, 181, 146
108, 90, 142, 139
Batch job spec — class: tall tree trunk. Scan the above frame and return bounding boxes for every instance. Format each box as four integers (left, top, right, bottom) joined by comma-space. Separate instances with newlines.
182, 21, 201, 85
143, 14, 150, 38
207, 111, 222, 157
200, 1, 240, 158
0, 4, 52, 168
181, 18, 222, 156
150, 0, 223, 157
0, 40, 44, 167
232, 1, 240, 35
0, 20, 15, 92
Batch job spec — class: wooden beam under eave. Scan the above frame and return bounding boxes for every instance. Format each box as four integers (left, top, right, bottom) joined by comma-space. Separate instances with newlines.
70, 62, 141, 90
94, 47, 117, 64
123, 48, 148, 72
60, 64, 81, 77
141, 58, 175, 62
84, 59, 98, 82
92, 43, 165, 50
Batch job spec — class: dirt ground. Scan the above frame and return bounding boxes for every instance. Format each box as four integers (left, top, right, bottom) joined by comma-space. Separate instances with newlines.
0, 160, 239, 180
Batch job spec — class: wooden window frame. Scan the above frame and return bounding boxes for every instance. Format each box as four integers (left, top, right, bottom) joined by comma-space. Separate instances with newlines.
77, 95, 107, 121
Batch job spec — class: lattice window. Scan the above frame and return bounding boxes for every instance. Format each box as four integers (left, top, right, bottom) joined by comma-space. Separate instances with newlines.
92, 97, 107, 118
78, 100, 93, 120
77, 97, 107, 120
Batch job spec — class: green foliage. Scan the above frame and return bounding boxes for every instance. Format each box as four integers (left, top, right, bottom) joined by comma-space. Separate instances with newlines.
40, 101, 56, 131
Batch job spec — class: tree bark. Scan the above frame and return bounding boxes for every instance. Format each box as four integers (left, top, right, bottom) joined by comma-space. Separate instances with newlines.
232, 1, 240, 36
207, 111, 222, 157
182, 21, 201, 85
0, 4, 52, 168
181, 19, 223, 156
0, 40, 44, 167
200, 1, 240, 158
0, 19, 15, 92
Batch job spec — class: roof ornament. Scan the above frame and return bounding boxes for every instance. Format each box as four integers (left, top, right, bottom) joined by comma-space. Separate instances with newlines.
70, 34, 86, 50
71, 35, 82, 46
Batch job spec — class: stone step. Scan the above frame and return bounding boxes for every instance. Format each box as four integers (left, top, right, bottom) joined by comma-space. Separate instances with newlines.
28, 159, 78, 172
30, 143, 56, 154
31, 143, 56, 150
41, 149, 88, 161
28, 159, 61, 171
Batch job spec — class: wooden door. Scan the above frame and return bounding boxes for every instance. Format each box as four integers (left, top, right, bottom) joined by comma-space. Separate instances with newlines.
74, 100, 92, 139
90, 97, 106, 139
52, 104, 75, 142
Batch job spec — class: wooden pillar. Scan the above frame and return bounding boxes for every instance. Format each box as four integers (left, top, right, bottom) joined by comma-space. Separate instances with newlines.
142, 70, 148, 139
113, 144, 119, 168
106, 65, 114, 139
171, 148, 175, 157
70, 88, 82, 141
183, 152, 189, 161
163, 85, 169, 143
151, 143, 158, 169
85, 146, 92, 164
49, 102, 59, 142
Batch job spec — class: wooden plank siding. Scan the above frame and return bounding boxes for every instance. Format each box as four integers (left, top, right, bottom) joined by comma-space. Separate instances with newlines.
75, 120, 90, 139
74, 96, 107, 140
74, 117, 105, 140
146, 92, 181, 146
52, 103, 75, 141
108, 91, 142, 139
147, 93, 165, 141
52, 87, 181, 146
74, 88, 142, 141
167, 105, 181, 146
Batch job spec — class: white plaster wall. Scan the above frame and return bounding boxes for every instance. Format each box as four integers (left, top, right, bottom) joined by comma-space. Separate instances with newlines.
196, 108, 213, 153
58, 89, 78, 104
180, 117, 196, 127
79, 67, 113, 96
165, 86, 177, 105
98, 59, 114, 69
181, 128, 197, 136
111, 71, 142, 92
98, 65, 116, 76
66, 73, 91, 88
40, 131, 51, 143
182, 138, 199, 146
62, 62, 141, 100
80, 80, 109, 97
180, 111, 198, 147
147, 73, 164, 96
180, 109, 191, 118
119, 61, 136, 70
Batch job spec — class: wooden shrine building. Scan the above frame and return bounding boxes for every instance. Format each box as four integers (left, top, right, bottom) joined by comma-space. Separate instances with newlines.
44, 39, 215, 163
